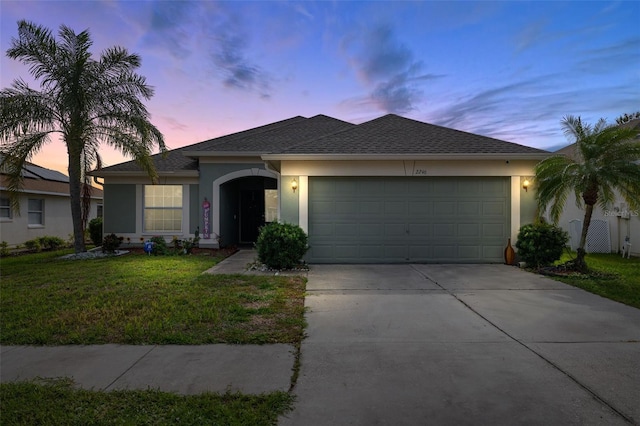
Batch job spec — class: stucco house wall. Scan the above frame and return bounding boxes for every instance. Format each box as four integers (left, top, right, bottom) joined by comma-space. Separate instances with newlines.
1, 192, 93, 246
554, 199, 639, 257
0, 189, 102, 248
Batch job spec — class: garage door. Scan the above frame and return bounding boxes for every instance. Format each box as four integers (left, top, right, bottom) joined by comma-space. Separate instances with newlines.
308, 176, 510, 263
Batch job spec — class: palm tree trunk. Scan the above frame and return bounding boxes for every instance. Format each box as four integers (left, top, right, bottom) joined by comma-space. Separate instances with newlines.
67, 144, 86, 253
575, 203, 594, 272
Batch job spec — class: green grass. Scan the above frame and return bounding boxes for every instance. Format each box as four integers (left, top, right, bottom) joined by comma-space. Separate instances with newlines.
0, 250, 306, 345
0, 378, 293, 426
551, 252, 640, 309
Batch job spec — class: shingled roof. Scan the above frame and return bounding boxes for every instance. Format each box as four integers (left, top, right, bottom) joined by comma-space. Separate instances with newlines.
0, 154, 103, 198
276, 114, 547, 155
96, 113, 547, 175
98, 115, 354, 173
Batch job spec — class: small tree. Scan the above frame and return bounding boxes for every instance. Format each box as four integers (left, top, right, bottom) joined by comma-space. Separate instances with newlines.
535, 115, 640, 272
0, 21, 166, 253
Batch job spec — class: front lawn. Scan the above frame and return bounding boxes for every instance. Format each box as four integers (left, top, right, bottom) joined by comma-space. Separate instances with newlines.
0, 250, 306, 345
0, 378, 293, 426
551, 252, 640, 309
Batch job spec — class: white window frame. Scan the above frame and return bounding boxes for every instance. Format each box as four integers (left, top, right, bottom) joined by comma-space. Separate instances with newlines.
143, 185, 183, 233
27, 198, 44, 227
0, 197, 12, 221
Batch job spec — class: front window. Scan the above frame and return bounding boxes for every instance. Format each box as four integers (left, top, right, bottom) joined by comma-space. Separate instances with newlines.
0, 197, 12, 219
265, 189, 278, 222
144, 185, 182, 232
28, 198, 44, 225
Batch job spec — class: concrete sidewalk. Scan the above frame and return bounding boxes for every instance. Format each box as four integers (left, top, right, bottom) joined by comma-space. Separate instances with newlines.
1, 249, 296, 395
0, 344, 294, 394
203, 248, 257, 274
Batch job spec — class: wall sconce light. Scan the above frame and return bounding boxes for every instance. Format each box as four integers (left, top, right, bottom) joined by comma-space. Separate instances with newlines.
291, 179, 298, 193
522, 178, 530, 192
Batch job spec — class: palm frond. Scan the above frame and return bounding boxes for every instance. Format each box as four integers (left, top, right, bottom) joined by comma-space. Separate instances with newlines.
2, 21, 166, 251
536, 114, 640, 224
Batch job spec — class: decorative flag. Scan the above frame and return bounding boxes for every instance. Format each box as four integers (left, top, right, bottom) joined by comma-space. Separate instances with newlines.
202, 198, 211, 239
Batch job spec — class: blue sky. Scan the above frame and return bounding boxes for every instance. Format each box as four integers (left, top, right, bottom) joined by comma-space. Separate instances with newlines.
1, 0, 639, 173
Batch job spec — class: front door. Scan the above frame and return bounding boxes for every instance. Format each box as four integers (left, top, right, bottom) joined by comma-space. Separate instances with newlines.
239, 190, 265, 243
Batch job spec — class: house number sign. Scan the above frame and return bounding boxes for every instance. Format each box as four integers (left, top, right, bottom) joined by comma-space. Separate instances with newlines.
406, 161, 427, 176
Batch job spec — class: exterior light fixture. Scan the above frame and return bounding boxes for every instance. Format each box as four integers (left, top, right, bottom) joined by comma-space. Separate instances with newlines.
291, 179, 298, 193
522, 178, 530, 192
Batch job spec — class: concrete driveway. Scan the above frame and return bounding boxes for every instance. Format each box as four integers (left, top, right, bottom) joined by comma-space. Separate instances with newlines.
280, 264, 640, 425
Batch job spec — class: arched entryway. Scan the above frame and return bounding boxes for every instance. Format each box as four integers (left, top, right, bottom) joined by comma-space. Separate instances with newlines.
212, 169, 278, 247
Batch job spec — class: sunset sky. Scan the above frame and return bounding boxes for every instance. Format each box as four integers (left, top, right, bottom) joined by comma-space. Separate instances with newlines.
1, 1, 639, 175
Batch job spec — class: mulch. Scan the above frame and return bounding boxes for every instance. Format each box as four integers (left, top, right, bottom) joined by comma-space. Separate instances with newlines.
537, 264, 616, 279
125, 246, 238, 257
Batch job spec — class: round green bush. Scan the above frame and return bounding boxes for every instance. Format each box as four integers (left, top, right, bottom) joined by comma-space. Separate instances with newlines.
88, 217, 103, 246
256, 222, 309, 270
516, 222, 569, 268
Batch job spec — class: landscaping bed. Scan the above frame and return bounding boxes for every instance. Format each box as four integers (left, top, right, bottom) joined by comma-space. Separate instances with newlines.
540, 252, 640, 309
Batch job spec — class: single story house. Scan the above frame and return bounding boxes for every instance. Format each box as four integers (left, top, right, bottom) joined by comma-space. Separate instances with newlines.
93, 114, 548, 263
0, 156, 104, 247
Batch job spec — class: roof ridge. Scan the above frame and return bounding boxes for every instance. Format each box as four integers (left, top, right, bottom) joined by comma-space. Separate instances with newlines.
272, 116, 356, 153
368, 114, 549, 153
277, 113, 548, 155
180, 115, 308, 152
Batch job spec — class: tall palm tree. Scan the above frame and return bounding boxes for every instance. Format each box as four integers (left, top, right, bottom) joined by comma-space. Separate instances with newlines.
535, 115, 640, 271
0, 21, 166, 253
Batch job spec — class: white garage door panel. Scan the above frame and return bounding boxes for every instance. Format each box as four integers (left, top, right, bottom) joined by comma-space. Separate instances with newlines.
308, 177, 510, 263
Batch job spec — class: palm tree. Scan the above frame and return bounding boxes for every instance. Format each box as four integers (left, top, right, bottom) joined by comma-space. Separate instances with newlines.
535, 115, 640, 272
0, 21, 166, 253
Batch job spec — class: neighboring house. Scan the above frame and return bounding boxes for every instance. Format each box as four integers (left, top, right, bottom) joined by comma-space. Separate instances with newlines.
93, 114, 548, 263
553, 119, 640, 257
0, 156, 104, 247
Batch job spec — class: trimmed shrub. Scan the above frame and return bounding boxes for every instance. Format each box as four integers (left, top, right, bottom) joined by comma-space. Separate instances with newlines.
182, 228, 200, 255
256, 222, 308, 270
516, 222, 569, 268
0, 241, 10, 257
38, 236, 66, 251
88, 217, 103, 246
102, 233, 121, 253
150, 236, 169, 256
24, 239, 42, 252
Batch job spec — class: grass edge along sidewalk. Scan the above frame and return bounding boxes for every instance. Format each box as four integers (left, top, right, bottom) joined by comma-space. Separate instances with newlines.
1, 249, 306, 425
0, 378, 294, 426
